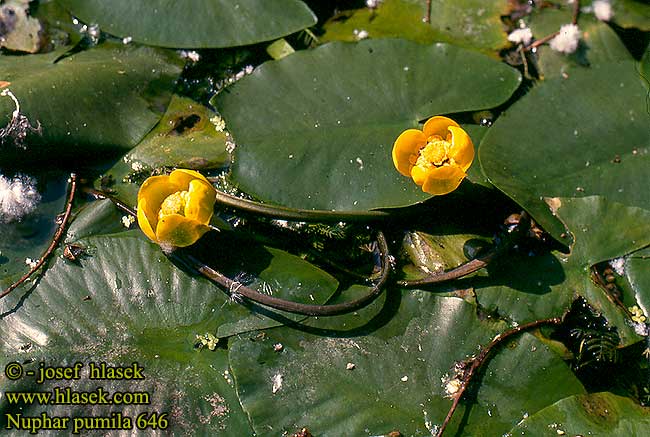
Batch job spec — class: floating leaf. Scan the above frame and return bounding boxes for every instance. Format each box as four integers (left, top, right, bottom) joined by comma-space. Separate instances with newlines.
213, 39, 520, 212
322, 0, 511, 52
510, 392, 650, 435
480, 60, 650, 242
99, 95, 228, 208
229, 296, 585, 436
477, 197, 650, 346
0, 228, 341, 433
0, 44, 182, 165
56, 0, 317, 48
529, 10, 632, 79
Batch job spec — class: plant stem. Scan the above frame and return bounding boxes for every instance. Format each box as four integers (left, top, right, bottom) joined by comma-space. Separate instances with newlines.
523, 0, 580, 53
436, 317, 563, 436
180, 231, 390, 316
212, 187, 391, 222
0, 174, 77, 300
399, 212, 532, 287
89, 188, 392, 316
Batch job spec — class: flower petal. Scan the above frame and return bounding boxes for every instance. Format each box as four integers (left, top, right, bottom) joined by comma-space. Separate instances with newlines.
185, 179, 216, 224
169, 169, 212, 190
155, 214, 211, 247
422, 116, 460, 139
447, 125, 475, 171
136, 198, 158, 243
392, 129, 426, 176
137, 175, 178, 230
421, 165, 466, 195
410, 165, 428, 187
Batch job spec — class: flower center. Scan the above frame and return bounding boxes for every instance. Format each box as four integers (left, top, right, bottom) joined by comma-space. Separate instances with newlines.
415, 136, 451, 169
158, 191, 189, 220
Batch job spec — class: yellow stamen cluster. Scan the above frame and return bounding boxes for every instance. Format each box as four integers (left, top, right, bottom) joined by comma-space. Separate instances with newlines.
416, 136, 451, 169
158, 191, 189, 220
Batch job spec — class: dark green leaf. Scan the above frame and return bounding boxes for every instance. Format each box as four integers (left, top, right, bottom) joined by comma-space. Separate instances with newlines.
0, 44, 182, 165
322, 0, 511, 52
56, 0, 317, 48
229, 296, 585, 436
510, 392, 650, 435
479, 60, 650, 242
214, 39, 520, 211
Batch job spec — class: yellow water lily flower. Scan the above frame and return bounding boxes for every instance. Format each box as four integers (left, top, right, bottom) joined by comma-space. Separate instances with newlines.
137, 169, 216, 249
392, 116, 474, 195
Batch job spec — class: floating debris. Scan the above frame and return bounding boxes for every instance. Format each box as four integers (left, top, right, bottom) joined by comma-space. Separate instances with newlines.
271, 373, 283, 394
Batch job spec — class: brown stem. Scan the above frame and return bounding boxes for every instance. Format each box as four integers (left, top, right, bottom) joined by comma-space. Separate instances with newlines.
572, 0, 580, 24
590, 265, 633, 318
0, 174, 77, 300
524, 0, 580, 53
524, 31, 559, 52
400, 212, 532, 287
436, 317, 563, 437
89, 188, 392, 317
398, 251, 497, 287
180, 231, 390, 316
424, 0, 432, 23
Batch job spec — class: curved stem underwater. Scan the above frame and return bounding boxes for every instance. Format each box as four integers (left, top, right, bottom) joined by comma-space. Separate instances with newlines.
179, 230, 390, 316
90, 188, 392, 316
209, 184, 392, 222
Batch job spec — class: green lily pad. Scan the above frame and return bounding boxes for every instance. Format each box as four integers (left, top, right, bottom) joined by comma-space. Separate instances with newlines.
510, 392, 650, 435
0, 224, 343, 433
479, 60, 650, 242
0, 233, 250, 435
99, 95, 228, 208
56, 0, 317, 48
213, 39, 521, 212
0, 44, 182, 165
228, 296, 585, 436
477, 197, 650, 346
609, 0, 650, 31
322, 0, 511, 52
529, 9, 632, 79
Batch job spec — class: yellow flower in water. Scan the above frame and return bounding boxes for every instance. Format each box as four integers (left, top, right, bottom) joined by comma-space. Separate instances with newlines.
392, 116, 474, 195
137, 169, 216, 249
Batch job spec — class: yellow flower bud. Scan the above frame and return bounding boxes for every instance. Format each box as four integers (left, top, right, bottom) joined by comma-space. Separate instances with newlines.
136, 169, 216, 248
392, 116, 474, 195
